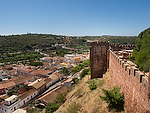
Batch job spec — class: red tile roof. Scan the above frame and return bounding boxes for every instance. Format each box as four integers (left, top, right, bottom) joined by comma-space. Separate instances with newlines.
38, 85, 67, 103
44, 78, 53, 85
54, 72, 61, 77
18, 88, 37, 100
30, 79, 46, 90
17, 67, 33, 73
30, 69, 52, 76
2, 81, 16, 89
12, 76, 34, 85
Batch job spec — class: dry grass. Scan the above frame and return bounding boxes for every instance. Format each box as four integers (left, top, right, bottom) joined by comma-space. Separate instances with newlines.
54, 71, 124, 113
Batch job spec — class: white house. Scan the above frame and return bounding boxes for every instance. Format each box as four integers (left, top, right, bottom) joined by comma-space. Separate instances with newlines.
0, 95, 20, 113
0, 89, 38, 113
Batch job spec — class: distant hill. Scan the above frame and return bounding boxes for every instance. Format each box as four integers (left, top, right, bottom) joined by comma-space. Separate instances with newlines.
130, 27, 150, 71
0, 34, 137, 54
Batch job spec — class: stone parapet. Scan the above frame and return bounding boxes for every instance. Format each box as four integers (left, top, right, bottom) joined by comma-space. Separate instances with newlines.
90, 41, 150, 113
109, 49, 149, 113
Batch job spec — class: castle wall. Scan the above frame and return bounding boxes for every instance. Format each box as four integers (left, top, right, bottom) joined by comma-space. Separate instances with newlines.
109, 50, 150, 113
90, 42, 109, 79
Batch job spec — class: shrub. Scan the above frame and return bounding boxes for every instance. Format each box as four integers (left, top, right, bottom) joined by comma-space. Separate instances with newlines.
7, 90, 14, 96
23, 84, 30, 91
100, 86, 125, 111
80, 68, 90, 79
75, 88, 84, 98
87, 78, 104, 87
88, 81, 97, 90
66, 102, 82, 113
72, 78, 79, 84
45, 102, 59, 113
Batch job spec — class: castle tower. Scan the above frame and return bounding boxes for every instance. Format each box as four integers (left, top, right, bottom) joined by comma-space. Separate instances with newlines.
90, 42, 109, 79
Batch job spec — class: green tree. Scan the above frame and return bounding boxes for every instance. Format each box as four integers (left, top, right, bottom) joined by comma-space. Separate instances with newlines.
72, 78, 79, 84
29, 61, 43, 66
23, 84, 30, 91
100, 86, 125, 111
7, 90, 14, 96
80, 68, 90, 79
131, 27, 150, 72
45, 102, 59, 113
71, 59, 90, 74
61, 67, 69, 75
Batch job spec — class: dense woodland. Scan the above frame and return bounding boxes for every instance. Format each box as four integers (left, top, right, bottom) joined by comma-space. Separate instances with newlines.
130, 27, 150, 72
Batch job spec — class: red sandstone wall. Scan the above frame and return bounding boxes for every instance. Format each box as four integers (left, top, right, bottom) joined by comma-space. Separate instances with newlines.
90, 42, 109, 79
109, 50, 149, 113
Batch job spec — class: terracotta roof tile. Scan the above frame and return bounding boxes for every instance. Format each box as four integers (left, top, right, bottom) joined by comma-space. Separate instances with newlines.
54, 72, 61, 77
17, 67, 33, 73
50, 74, 58, 81
2, 81, 16, 89
44, 78, 53, 84
13, 76, 34, 85
18, 88, 37, 100
38, 85, 67, 103
30, 69, 52, 76
29, 79, 46, 89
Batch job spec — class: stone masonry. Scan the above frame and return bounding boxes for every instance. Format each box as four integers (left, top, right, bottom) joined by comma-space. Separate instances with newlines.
90, 42, 150, 113
90, 42, 109, 79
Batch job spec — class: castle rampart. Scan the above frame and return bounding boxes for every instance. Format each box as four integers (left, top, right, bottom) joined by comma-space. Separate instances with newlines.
109, 49, 150, 112
90, 42, 150, 113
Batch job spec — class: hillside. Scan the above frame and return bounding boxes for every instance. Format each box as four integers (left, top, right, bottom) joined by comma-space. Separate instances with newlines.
130, 27, 150, 71
54, 71, 124, 113
0, 34, 137, 54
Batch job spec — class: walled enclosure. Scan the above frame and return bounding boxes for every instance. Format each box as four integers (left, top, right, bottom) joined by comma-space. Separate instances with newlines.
90, 42, 150, 113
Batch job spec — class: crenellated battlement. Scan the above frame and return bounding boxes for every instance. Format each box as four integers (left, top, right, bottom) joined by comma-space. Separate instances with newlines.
90, 41, 150, 113
109, 49, 150, 113
110, 50, 148, 85
110, 43, 136, 50
91, 41, 109, 47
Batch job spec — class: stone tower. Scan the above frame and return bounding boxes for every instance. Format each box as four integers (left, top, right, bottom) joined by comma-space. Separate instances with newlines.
90, 42, 109, 79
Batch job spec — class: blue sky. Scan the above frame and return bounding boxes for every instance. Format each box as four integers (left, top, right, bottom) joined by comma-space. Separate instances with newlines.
0, 0, 150, 36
